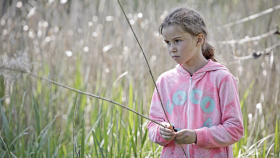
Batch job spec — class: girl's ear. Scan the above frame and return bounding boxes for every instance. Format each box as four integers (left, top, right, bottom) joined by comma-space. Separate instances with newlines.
196, 34, 204, 47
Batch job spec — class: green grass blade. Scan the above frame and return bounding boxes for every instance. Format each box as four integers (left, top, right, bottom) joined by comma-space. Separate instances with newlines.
75, 57, 82, 89
141, 128, 148, 149
240, 80, 255, 109
32, 94, 41, 137
152, 141, 155, 158
128, 80, 134, 127
66, 103, 74, 139
262, 131, 267, 158
92, 130, 105, 158
133, 100, 138, 157
85, 114, 102, 142
10, 126, 30, 147
131, 135, 137, 158
0, 133, 12, 158
275, 118, 279, 155
53, 132, 64, 158
8, 94, 14, 136
0, 102, 10, 141
81, 114, 85, 158
0, 76, 5, 99
73, 94, 80, 158
47, 131, 51, 158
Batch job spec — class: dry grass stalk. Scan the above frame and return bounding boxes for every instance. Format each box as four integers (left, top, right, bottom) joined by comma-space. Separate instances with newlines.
221, 4, 280, 28
0, 66, 165, 128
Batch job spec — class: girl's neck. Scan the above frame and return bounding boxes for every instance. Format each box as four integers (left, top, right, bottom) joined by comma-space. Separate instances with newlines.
181, 56, 208, 76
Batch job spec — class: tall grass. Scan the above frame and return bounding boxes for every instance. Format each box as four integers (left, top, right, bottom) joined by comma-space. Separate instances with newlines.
1, 0, 280, 157
0, 69, 161, 157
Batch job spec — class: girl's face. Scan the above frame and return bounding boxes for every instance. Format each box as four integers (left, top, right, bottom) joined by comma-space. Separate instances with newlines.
162, 25, 201, 66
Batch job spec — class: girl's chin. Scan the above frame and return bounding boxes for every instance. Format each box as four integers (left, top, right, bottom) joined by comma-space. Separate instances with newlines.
172, 58, 180, 62
173, 60, 182, 64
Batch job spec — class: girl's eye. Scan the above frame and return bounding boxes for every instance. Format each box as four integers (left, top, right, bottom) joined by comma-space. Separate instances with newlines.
175, 39, 181, 43
165, 41, 170, 45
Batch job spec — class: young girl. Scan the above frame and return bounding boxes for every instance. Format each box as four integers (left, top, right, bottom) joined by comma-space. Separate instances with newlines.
147, 7, 244, 158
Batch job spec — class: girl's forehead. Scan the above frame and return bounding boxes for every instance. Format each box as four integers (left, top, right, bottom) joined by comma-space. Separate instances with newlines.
162, 25, 191, 39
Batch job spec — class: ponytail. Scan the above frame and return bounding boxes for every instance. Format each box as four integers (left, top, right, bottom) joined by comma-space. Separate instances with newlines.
202, 42, 216, 62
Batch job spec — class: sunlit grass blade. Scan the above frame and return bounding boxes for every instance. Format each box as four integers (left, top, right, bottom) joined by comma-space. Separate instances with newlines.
119, 134, 133, 156
275, 118, 279, 155
75, 57, 82, 89
262, 131, 267, 158
131, 134, 137, 158
129, 80, 134, 127
85, 114, 102, 143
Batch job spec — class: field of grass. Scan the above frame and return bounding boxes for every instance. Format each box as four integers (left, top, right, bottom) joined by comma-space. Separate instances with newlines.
0, 0, 280, 157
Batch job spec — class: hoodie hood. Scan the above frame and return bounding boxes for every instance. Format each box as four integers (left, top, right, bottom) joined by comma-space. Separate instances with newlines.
175, 59, 229, 80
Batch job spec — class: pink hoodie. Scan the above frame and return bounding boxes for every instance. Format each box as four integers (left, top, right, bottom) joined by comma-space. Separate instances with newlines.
148, 60, 244, 158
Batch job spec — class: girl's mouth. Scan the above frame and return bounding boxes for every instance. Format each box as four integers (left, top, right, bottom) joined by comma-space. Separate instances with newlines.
172, 56, 180, 59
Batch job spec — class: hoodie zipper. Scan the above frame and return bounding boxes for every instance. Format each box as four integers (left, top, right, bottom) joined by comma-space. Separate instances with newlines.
187, 76, 192, 158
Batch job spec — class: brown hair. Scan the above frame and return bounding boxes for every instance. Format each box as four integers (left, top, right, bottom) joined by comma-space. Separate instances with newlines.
159, 7, 216, 62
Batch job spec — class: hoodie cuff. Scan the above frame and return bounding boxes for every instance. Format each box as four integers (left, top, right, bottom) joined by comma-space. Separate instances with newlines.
194, 128, 208, 147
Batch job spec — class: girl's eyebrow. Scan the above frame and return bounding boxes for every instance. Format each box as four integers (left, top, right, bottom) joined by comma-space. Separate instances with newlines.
164, 36, 182, 41
173, 36, 182, 39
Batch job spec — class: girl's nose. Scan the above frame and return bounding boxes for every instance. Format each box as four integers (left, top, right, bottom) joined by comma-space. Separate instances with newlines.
170, 45, 177, 52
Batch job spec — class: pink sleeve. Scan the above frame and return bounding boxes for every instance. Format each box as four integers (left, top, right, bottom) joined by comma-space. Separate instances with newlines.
194, 74, 244, 148
147, 87, 172, 146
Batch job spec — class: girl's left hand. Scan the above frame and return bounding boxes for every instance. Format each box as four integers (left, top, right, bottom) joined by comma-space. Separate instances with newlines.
174, 129, 197, 144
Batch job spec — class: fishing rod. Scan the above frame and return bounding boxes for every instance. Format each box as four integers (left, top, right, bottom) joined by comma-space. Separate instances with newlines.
117, 0, 187, 155
117, 0, 171, 127
0, 66, 165, 128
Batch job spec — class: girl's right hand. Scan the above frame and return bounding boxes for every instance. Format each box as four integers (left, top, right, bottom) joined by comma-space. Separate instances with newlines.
159, 122, 175, 141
